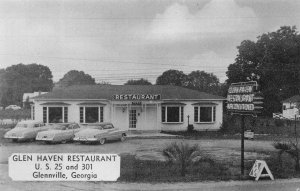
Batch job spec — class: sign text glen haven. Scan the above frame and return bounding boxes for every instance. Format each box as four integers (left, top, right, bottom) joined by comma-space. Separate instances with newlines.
113, 94, 161, 100
227, 83, 256, 112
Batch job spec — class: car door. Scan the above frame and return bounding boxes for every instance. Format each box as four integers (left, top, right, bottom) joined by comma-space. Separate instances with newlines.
64, 124, 75, 140
107, 124, 120, 140
72, 124, 81, 138
103, 124, 115, 140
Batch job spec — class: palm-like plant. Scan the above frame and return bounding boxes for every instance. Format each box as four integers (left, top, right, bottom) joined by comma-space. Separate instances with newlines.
163, 141, 202, 176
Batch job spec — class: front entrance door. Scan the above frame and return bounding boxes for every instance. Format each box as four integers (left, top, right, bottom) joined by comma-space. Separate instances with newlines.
129, 109, 137, 129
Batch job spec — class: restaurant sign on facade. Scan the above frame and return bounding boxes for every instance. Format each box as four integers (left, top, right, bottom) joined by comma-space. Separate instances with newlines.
227, 81, 263, 115
113, 94, 161, 100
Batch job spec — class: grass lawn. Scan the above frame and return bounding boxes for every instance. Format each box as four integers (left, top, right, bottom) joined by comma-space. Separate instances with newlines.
118, 152, 300, 182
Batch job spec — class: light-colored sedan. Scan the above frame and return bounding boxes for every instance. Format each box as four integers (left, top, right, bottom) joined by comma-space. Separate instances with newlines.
36, 123, 81, 144
4, 120, 47, 142
73, 122, 127, 145
5, 105, 21, 110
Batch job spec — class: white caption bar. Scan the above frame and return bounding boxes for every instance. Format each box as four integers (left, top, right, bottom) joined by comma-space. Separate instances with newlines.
9, 153, 120, 181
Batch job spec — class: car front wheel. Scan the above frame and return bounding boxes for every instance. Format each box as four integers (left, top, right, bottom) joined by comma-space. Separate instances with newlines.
99, 138, 106, 145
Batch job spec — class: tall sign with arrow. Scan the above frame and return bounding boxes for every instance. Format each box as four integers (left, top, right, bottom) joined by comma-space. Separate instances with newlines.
227, 81, 263, 175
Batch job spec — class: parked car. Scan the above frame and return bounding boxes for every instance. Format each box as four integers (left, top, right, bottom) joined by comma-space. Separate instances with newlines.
4, 120, 47, 142
5, 105, 21, 110
36, 123, 81, 144
73, 122, 126, 144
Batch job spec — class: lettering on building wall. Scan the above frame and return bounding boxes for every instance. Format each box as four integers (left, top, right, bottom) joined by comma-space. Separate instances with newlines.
132, 102, 142, 105
113, 94, 161, 100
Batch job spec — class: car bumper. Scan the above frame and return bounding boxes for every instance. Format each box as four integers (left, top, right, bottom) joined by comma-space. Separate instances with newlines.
4, 135, 27, 140
36, 137, 54, 141
73, 137, 98, 142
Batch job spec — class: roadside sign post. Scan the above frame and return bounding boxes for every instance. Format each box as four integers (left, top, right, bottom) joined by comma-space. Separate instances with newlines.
241, 115, 245, 175
227, 81, 263, 176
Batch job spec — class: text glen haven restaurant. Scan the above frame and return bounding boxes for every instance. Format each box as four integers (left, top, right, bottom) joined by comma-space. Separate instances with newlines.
32, 85, 225, 131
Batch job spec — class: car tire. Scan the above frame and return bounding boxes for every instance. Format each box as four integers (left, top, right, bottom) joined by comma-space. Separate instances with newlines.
120, 134, 126, 142
99, 138, 106, 145
12, 139, 17, 143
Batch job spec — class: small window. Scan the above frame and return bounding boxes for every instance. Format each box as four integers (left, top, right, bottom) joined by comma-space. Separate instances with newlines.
194, 107, 199, 122
80, 107, 84, 123
64, 107, 68, 123
162, 107, 166, 122
43, 107, 47, 123
100, 107, 104, 122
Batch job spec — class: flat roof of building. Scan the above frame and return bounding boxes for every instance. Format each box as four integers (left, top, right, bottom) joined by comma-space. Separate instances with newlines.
34, 85, 225, 101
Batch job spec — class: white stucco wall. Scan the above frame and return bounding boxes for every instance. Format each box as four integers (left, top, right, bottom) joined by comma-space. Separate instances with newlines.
282, 102, 299, 119
33, 99, 223, 132
34, 100, 110, 124
160, 101, 223, 132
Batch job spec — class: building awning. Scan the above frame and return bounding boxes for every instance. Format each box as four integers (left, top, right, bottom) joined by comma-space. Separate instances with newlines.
40, 102, 71, 106
192, 102, 218, 105
161, 102, 186, 106
77, 102, 106, 106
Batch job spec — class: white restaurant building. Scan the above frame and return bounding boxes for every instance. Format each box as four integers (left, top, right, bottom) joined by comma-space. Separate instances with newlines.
32, 85, 225, 132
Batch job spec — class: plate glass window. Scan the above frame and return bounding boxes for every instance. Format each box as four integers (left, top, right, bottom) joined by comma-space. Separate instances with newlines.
43, 107, 68, 123
194, 106, 216, 123
161, 106, 184, 123
79, 106, 104, 123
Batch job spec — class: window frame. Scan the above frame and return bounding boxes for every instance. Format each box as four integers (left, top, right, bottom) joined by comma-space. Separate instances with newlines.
194, 105, 216, 124
161, 105, 184, 124
42, 106, 69, 124
79, 106, 104, 124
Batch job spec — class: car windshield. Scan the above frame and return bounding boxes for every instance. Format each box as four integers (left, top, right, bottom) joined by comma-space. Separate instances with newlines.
88, 125, 103, 130
103, 125, 113, 129
15, 123, 29, 128
53, 125, 67, 130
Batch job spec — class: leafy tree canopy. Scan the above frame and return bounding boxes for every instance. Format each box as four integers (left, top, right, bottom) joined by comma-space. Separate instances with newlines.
0, 63, 53, 107
156, 69, 188, 86
156, 69, 226, 96
226, 26, 300, 115
56, 70, 96, 88
186, 70, 225, 95
124, 78, 152, 85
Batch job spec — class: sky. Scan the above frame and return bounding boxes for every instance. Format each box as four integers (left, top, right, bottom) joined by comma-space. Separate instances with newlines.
0, 0, 300, 84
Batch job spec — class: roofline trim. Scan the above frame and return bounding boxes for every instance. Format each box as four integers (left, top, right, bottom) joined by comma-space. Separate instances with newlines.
34, 98, 225, 102
34, 99, 110, 101
161, 99, 225, 101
